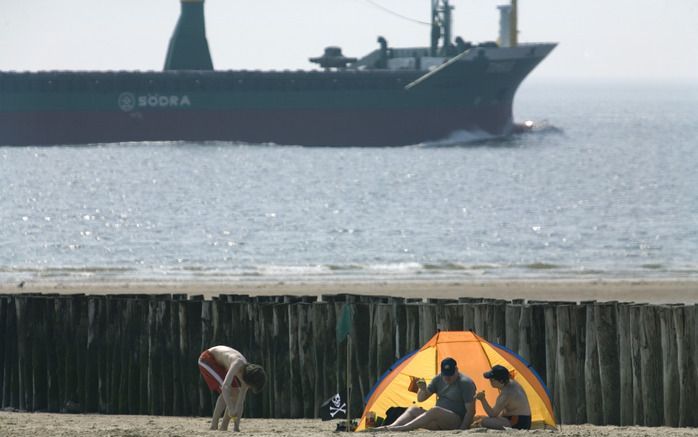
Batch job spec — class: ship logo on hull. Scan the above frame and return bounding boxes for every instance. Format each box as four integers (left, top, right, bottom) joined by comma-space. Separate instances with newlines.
118, 92, 137, 112
118, 92, 192, 112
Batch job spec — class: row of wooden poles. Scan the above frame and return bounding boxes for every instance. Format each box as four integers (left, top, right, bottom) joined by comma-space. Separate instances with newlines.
0, 293, 696, 427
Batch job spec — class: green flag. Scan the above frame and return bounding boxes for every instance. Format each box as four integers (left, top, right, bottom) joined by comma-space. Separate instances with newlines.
336, 304, 354, 343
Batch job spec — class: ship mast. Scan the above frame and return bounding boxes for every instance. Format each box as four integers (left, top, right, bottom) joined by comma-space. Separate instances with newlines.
430, 0, 454, 56
510, 0, 518, 46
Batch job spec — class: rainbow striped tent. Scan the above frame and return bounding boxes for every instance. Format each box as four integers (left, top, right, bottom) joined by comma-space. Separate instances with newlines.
356, 331, 556, 431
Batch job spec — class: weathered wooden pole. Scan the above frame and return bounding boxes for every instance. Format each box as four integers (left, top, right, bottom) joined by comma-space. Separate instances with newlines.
30, 297, 48, 411
271, 302, 290, 417
103, 297, 117, 413
639, 304, 663, 426
83, 296, 100, 413
490, 302, 506, 345
287, 302, 302, 418
75, 295, 88, 413
505, 304, 521, 353
574, 303, 587, 424
176, 300, 191, 416
595, 302, 620, 425
116, 298, 130, 414
516, 304, 532, 363
1, 297, 13, 408
659, 306, 679, 426
296, 303, 316, 417
403, 303, 420, 353
352, 303, 371, 411
15, 296, 31, 411
473, 303, 487, 340
617, 303, 633, 426
199, 299, 213, 416
0, 297, 7, 408
393, 301, 407, 358
159, 298, 174, 416
443, 303, 463, 331
555, 304, 576, 424
543, 304, 559, 421
674, 305, 697, 426
382, 302, 398, 367
185, 298, 203, 416
461, 302, 475, 332
312, 302, 331, 418
0, 297, 5, 408
584, 302, 603, 425
629, 304, 645, 425
529, 304, 548, 385
168, 298, 182, 416
147, 298, 162, 415
419, 304, 437, 345
370, 304, 395, 389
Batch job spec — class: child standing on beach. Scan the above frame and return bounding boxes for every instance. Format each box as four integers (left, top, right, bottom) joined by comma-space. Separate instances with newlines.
198, 345, 266, 431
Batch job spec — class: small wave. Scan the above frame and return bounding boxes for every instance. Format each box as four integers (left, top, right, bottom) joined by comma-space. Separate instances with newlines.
641, 263, 663, 270
327, 264, 362, 271
256, 264, 333, 276
418, 129, 497, 148
365, 262, 424, 273
523, 262, 560, 270
423, 262, 467, 271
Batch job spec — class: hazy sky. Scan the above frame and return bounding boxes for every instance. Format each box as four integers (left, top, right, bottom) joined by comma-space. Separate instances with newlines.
1, 0, 696, 81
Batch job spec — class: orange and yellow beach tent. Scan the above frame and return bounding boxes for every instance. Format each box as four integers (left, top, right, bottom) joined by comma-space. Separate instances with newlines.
356, 331, 556, 431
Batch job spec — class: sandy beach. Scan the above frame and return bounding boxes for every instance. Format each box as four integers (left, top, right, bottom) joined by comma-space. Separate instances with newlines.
2, 278, 697, 304
1, 412, 697, 437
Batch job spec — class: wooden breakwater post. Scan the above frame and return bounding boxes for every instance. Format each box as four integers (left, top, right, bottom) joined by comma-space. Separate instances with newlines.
595, 302, 620, 425
0, 293, 696, 427
617, 303, 633, 426
673, 304, 697, 427
659, 305, 679, 427
554, 304, 577, 425
640, 304, 663, 426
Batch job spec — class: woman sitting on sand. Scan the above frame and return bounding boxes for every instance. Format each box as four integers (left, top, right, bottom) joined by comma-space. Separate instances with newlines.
474, 364, 531, 430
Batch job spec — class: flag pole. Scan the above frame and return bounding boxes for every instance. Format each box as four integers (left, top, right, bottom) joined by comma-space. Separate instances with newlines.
346, 333, 352, 431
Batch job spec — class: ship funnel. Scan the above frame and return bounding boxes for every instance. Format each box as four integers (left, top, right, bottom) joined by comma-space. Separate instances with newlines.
497, 1, 518, 47
164, 0, 213, 70
497, 5, 513, 47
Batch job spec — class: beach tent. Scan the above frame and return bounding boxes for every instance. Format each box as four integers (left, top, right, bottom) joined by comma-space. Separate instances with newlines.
355, 331, 556, 431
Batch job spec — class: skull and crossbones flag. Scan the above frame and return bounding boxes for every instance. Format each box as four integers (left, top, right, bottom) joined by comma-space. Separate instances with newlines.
320, 390, 348, 421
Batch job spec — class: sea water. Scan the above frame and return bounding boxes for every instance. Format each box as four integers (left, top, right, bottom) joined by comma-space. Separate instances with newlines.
1, 80, 696, 283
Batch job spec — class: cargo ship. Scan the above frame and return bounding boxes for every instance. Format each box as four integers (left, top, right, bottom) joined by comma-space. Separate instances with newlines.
0, 0, 555, 147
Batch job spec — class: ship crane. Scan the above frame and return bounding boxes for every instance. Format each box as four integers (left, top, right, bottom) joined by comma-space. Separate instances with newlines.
431, 0, 518, 55
431, 0, 454, 56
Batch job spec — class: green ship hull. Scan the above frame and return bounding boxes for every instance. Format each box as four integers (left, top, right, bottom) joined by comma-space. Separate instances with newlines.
0, 44, 554, 146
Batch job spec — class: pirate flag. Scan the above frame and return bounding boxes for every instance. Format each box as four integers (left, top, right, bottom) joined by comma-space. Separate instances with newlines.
319, 391, 348, 421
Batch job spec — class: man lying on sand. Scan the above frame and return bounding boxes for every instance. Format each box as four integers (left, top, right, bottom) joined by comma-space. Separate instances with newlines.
376, 357, 476, 431
475, 364, 532, 430
198, 345, 266, 431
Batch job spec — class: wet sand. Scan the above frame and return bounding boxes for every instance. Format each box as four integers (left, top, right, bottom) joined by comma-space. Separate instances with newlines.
1, 412, 696, 437
1, 278, 697, 304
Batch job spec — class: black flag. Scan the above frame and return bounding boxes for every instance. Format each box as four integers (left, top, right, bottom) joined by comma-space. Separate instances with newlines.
319, 391, 348, 421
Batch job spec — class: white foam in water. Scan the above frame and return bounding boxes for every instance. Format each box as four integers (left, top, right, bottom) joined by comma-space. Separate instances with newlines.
418, 129, 497, 147
365, 262, 424, 274
257, 264, 333, 276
